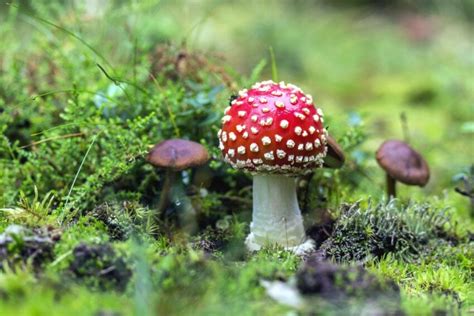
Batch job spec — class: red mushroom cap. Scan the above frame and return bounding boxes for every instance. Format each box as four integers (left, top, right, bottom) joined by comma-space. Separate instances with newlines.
218, 80, 328, 175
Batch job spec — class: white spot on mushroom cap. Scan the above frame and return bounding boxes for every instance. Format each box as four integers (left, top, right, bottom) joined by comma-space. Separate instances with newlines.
275, 101, 285, 108
317, 108, 324, 116
302, 131, 308, 137
228, 149, 235, 157
276, 149, 286, 159
222, 115, 232, 124
280, 120, 289, 129
238, 111, 247, 118
219, 141, 224, 150
294, 112, 306, 120
264, 117, 273, 126
264, 151, 274, 160
237, 146, 246, 154
305, 142, 313, 151
224, 106, 231, 114
217, 129, 222, 137
262, 136, 272, 146
275, 134, 283, 142
295, 126, 302, 135
250, 143, 259, 152
287, 84, 302, 92
314, 139, 321, 148
309, 126, 316, 134
251, 114, 258, 122
288, 155, 295, 161
262, 107, 270, 113
313, 114, 319, 122
236, 160, 246, 167
302, 108, 310, 115
251, 127, 259, 134
222, 131, 228, 142
271, 90, 283, 96
290, 94, 298, 105
248, 97, 255, 103
298, 144, 304, 151
243, 131, 249, 139
286, 139, 296, 148
259, 97, 268, 103
236, 124, 245, 133
229, 132, 237, 141
253, 158, 263, 165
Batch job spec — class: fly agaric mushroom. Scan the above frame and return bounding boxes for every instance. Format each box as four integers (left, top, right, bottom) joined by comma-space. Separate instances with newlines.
218, 80, 328, 253
147, 139, 209, 231
376, 140, 430, 198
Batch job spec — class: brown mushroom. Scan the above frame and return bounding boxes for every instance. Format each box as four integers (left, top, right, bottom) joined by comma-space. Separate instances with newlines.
376, 140, 430, 198
323, 135, 345, 169
147, 139, 209, 231
147, 139, 209, 171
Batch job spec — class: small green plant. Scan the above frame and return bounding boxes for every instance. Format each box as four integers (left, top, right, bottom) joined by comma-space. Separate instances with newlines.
0, 187, 56, 226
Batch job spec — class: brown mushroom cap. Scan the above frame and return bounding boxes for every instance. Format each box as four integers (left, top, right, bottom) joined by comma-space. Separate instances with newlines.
376, 140, 430, 186
323, 135, 345, 169
147, 139, 209, 171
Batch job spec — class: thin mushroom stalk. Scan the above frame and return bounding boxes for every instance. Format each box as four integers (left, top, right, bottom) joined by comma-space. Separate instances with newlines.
247, 174, 306, 249
156, 169, 176, 215
386, 173, 396, 198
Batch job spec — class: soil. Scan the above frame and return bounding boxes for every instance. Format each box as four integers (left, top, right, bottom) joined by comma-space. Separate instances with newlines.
297, 255, 400, 300
0, 225, 61, 271
67, 243, 132, 292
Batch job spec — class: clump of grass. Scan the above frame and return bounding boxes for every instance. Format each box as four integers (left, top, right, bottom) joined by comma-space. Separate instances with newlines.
91, 201, 156, 241
321, 199, 461, 262
0, 187, 56, 227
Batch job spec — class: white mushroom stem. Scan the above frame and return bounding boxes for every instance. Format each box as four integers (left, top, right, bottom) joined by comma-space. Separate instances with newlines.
245, 174, 314, 253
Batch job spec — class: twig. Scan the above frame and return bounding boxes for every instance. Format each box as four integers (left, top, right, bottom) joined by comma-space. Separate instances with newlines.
20, 132, 84, 148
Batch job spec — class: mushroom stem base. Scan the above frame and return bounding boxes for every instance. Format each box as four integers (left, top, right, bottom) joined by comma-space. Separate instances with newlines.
246, 174, 313, 253
246, 232, 315, 255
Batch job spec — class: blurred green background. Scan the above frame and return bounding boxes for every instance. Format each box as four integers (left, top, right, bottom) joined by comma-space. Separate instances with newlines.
2, 0, 472, 207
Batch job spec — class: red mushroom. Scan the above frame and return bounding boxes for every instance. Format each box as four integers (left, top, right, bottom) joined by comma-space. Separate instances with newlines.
218, 80, 328, 253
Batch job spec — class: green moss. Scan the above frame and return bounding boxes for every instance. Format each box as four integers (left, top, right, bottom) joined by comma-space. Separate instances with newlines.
322, 199, 464, 262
